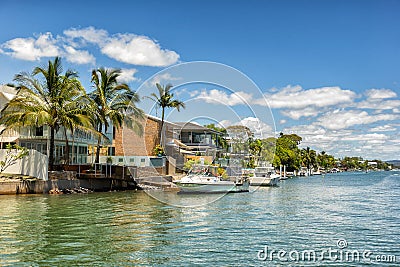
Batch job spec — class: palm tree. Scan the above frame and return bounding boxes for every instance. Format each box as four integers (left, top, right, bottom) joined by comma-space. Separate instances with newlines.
0, 57, 93, 170
57, 78, 95, 164
146, 83, 185, 145
90, 67, 144, 164
301, 147, 317, 173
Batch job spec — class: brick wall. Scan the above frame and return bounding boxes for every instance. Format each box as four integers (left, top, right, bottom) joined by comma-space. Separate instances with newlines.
115, 117, 161, 156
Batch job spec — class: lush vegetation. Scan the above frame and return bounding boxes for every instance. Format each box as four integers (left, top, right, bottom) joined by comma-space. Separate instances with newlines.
0, 57, 144, 170
205, 126, 392, 171
90, 67, 144, 163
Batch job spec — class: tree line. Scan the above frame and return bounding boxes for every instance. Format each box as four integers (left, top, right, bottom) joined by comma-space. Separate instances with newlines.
206, 125, 391, 171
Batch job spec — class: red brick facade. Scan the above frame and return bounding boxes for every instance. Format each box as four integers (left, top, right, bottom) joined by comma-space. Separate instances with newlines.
114, 116, 161, 156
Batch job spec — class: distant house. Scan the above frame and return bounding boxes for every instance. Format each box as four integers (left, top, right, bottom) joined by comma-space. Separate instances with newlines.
112, 115, 224, 171
368, 161, 378, 169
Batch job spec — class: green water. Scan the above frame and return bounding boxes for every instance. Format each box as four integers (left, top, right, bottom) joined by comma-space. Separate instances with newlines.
1, 171, 399, 266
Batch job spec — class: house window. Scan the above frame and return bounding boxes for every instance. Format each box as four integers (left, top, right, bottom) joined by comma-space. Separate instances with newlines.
79, 146, 88, 154
108, 147, 115, 156
35, 126, 43, 136
118, 158, 123, 163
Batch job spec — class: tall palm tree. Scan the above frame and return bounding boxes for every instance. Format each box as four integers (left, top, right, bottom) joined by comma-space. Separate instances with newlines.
301, 147, 317, 172
90, 67, 144, 164
146, 83, 185, 145
0, 57, 94, 170
57, 76, 95, 164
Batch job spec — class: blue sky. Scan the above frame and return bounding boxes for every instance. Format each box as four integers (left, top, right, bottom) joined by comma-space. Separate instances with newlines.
0, 0, 399, 160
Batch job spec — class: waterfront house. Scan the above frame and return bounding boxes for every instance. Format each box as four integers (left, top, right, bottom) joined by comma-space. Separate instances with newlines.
111, 115, 224, 172
1, 85, 224, 175
0, 85, 100, 166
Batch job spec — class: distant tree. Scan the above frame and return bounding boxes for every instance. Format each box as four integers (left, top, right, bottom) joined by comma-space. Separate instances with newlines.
274, 134, 301, 171
205, 123, 228, 150
146, 83, 185, 145
301, 147, 317, 170
248, 138, 263, 167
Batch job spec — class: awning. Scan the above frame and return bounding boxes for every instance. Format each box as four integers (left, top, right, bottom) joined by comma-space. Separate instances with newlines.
173, 139, 191, 150
0, 136, 18, 143
1, 92, 16, 101
179, 149, 196, 155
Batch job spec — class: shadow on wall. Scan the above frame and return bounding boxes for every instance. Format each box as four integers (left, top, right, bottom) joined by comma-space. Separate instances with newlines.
0, 149, 48, 180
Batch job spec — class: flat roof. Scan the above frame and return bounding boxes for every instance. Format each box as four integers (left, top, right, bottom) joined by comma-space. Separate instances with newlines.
173, 122, 222, 134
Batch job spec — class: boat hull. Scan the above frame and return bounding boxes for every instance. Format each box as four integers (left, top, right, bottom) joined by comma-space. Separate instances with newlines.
176, 180, 249, 194
250, 176, 280, 186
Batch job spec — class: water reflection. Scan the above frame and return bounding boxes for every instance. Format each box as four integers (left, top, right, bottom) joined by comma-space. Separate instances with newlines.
0, 171, 399, 266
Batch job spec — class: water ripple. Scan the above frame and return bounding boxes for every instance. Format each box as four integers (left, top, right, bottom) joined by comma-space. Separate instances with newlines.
0, 172, 399, 266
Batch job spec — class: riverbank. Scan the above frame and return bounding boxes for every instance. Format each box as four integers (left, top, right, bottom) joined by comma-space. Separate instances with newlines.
0, 172, 140, 194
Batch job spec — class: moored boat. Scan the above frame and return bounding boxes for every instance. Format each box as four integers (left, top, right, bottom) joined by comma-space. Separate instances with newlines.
175, 165, 249, 194
249, 166, 280, 186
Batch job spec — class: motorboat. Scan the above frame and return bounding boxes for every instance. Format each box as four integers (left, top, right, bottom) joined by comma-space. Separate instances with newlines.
174, 165, 249, 194
249, 166, 280, 186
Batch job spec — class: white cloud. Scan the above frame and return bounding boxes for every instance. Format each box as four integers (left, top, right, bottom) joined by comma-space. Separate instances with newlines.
196, 89, 253, 106
145, 73, 182, 88
117, 68, 139, 83
280, 106, 321, 120
282, 124, 348, 153
316, 109, 399, 130
240, 117, 273, 138
63, 26, 108, 45
340, 133, 388, 142
101, 34, 179, 67
1, 27, 180, 67
220, 117, 273, 138
259, 85, 356, 109
356, 99, 400, 110
369, 125, 397, 132
1, 32, 60, 61
218, 119, 232, 128
63, 45, 95, 64
282, 124, 397, 159
365, 88, 397, 99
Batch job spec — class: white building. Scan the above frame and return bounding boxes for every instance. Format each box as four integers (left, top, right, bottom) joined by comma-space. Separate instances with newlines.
0, 85, 106, 165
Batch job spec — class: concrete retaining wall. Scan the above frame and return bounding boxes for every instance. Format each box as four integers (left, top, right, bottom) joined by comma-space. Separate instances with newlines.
0, 149, 48, 180
0, 178, 131, 194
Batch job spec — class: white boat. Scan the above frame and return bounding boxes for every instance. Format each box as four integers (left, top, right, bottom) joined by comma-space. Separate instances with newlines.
299, 167, 309, 177
313, 167, 326, 175
175, 165, 249, 194
249, 166, 280, 186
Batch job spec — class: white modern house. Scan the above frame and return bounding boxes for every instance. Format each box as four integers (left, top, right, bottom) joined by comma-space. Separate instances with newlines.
0, 85, 116, 180
0, 85, 103, 165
